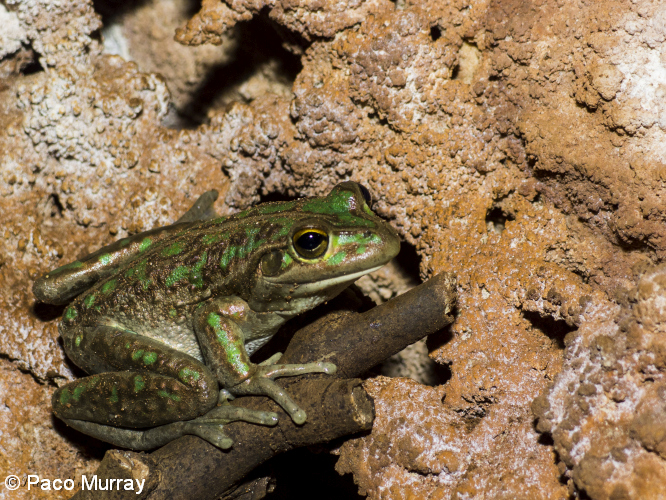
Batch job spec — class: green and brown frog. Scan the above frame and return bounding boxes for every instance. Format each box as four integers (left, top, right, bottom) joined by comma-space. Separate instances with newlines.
34, 182, 400, 450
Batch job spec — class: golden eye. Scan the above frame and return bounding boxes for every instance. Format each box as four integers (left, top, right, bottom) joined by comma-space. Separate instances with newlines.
293, 228, 328, 259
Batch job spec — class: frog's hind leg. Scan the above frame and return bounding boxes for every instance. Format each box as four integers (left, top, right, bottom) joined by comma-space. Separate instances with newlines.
60, 401, 277, 450
55, 325, 276, 449
55, 325, 222, 426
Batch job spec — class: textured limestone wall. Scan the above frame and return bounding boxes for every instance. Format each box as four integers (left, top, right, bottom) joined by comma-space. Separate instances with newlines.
1, 0, 665, 498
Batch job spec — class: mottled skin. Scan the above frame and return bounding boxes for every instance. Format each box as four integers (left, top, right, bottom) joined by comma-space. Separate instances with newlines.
34, 182, 400, 450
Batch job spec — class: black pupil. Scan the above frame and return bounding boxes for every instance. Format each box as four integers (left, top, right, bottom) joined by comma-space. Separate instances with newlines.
297, 232, 324, 250
358, 184, 372, 204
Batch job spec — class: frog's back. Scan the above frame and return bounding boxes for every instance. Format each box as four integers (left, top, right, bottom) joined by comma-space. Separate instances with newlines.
58, 211, 298, 332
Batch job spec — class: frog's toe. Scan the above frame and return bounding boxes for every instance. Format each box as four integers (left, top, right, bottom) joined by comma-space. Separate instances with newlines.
205, 405, 279, 426
231, 377, 308, 425
257, 361, 338, 379
183, 421, 234, 450
258, 352, 283, 366
319, 362, 337, 375
219, 388, 235, 401
292, 409, 307, 425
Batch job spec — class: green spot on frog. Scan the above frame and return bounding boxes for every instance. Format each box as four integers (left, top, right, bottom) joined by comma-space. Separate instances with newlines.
269, 218, 295, 240
143, 352, 157, 365
84, 294, 95, 308
132, 350, 144, 361
158, 390, 181, 402
189, 251, 208, 288
139, 237, 152, 252
50, 260, 84, 275
327, 251, 346, 266
336, 232, 381, 255
72, 383, 86, 402
128, 259, 151, 289
99, 254, 112, 265
179, 367, 200, 383
220, 246, 237, 269
281, 253, 293, 269
134, 375, 145, 393
101, 279, 117, 294
202, 233, 221, 245
110, 386, 119, 403
65, 307, 77, 321
75, 335, 82, 347
207, 313, 249, 374
169, 308, 177, 318
59, 388, 71, 404
239, 238, 266, 259
302, 190, 353, 215
162, 242, 184, 257
166, 265, 189, 287
330, 214, 376, 228
119, 238, 131, 247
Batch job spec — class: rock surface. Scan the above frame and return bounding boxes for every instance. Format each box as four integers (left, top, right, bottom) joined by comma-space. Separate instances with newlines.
1, 0, 665, 498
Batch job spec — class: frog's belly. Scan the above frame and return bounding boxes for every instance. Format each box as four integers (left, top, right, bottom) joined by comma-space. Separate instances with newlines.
141, 324, 204, 362
103, 318, 204, 363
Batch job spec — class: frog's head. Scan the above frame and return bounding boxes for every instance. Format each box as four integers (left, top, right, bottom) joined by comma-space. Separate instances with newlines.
249, 182, 400, 314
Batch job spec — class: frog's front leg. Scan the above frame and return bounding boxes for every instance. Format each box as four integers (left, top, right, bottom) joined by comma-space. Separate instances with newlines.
194, 297, 337, 425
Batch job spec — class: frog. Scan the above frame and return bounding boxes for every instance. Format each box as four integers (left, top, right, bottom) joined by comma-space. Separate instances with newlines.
33, 182, 400, 450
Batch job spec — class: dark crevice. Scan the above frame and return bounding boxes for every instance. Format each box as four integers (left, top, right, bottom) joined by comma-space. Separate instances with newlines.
430, 25, 442, 41
258, 190, 298, 204
367, 111, 389, 128
577, 488, 594, 500
394, 239, 421, 281
537, 432, 554, 446
51, 414, 111, 460
265, 446, 364, 500
522, 310, 576, 349
22, 57, 44, 75
176, 12, 303, 127
92, 0, 152, 24
32, 301, 67, 322
485, 206, 514, 234
450, 63, 459, 80
49, 193, 64, 217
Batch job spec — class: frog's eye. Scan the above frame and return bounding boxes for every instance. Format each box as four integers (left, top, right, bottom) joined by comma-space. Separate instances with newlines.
358, 184, 372, 206
293, 228, 328, 259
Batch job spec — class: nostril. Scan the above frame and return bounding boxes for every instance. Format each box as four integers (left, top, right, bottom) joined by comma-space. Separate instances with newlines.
364, 231, 372, 238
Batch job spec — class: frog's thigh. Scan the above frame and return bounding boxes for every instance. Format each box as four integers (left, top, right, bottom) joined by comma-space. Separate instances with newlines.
54, 326, 218, 428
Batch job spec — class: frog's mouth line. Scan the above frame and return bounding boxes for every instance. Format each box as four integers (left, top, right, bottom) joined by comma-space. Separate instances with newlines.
264, 265, 383, 288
